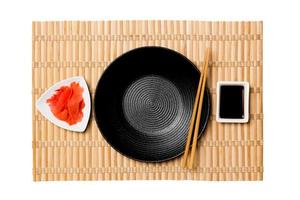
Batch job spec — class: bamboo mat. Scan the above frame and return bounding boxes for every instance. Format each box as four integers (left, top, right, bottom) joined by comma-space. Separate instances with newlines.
32, 21, 263, 181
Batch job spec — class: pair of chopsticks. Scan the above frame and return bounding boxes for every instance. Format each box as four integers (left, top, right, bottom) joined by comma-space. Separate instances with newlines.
181, 48, 211, 169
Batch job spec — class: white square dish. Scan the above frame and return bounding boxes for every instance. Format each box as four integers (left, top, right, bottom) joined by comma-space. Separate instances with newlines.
216, 81, 249, 123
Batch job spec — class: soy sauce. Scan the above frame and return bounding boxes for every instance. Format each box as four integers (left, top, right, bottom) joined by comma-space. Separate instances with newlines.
219, 85, 244, 119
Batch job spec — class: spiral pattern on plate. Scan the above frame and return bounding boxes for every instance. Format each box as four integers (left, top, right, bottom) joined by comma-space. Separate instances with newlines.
123, 75, 183, 135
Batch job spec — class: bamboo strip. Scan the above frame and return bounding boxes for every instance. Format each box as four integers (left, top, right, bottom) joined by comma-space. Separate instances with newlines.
257, 21, 263, 180
232, 22, 238, 181
218, 21, 225, 181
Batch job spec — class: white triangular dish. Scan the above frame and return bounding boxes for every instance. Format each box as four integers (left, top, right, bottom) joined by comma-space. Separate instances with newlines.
36, 76, 91, 132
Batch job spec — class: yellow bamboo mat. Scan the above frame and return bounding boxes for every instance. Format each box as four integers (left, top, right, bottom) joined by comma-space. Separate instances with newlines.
32, 21, 263, 181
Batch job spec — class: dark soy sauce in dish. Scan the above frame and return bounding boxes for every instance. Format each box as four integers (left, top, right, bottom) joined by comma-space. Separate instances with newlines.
219, 85, 244, 119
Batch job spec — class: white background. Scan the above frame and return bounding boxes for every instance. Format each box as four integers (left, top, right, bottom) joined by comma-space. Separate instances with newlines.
0, 0, 300, 199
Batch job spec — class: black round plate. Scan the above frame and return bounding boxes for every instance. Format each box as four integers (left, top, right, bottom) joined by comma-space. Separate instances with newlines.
94, 47, 210, 162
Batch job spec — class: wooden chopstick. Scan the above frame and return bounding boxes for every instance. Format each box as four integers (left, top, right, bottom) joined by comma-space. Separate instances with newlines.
181, 50, 207, 167
181, 48, 210, 169
188, 48, 210, 169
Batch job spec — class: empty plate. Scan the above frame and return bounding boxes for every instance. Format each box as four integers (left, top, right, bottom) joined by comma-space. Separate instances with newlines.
94, 47, 210, 162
